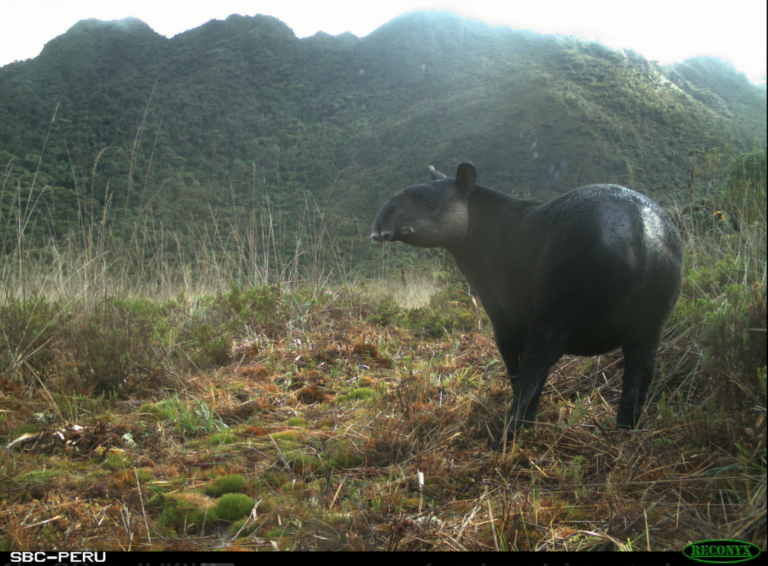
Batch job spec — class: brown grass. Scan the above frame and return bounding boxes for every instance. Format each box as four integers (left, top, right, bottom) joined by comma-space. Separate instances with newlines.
0, 291, 764, 551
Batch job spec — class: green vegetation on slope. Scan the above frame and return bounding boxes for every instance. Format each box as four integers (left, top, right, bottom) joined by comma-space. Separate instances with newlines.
0, 11, 764, 272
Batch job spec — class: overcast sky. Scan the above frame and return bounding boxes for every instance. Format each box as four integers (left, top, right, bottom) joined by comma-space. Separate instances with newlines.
1, 1, 766, 84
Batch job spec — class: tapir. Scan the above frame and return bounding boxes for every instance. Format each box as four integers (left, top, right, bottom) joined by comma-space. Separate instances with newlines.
371, 162, 683, 438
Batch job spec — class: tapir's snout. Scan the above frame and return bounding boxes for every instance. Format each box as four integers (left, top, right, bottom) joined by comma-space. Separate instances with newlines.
370, 230, 391, 243
371, 202, 396, 243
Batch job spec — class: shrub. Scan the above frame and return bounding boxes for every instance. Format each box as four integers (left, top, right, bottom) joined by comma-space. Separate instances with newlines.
156, 492, 212, 534
285, 451, 323, 475
324, 438, 363, 469
205, 474, 247, 496
700, 282, 767, 407
366, 295, 401, 327
228, 516, 258, 537
65, 299, 169, 396
0, 297, 63, 382
724, 149, 767, 226
219, 284, 284, 338
347, 387, 376, 401
191, 323, 232, 368
396, 283, 479, 337
210, 493, 255, 522
673, 149, 767, 440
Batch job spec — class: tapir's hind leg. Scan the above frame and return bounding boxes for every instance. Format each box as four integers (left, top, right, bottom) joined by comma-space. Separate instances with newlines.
617, 336, 660, 429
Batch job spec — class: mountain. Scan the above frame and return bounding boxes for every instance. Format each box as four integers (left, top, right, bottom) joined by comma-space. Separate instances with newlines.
0, 11, 765, 266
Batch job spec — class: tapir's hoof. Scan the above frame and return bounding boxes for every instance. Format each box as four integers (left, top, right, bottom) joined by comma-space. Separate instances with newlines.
492, 419, 530, 450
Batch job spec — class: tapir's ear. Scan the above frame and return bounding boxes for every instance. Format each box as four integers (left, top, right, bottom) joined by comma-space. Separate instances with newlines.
428, 165, 447, 180
455, 162, 477, 194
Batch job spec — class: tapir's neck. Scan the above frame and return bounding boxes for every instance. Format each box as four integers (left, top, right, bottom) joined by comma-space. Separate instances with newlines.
448, 185, 541, 284
456, 186, 538, 249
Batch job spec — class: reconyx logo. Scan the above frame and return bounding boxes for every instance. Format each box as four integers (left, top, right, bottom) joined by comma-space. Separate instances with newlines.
683, 539, 761, 563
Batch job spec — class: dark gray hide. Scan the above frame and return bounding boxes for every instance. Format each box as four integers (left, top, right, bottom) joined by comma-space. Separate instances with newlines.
372, 163, 683, 439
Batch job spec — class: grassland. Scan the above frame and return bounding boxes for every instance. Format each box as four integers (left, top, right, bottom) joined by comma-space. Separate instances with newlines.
0, 152, 765, 552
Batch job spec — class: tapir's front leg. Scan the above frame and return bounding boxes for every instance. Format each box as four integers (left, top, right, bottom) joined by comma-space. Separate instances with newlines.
502, 324, 564, 442
491, 320, 527, 387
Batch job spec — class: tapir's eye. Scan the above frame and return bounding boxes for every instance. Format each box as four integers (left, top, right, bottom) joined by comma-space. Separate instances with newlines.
423, 201, 436, 212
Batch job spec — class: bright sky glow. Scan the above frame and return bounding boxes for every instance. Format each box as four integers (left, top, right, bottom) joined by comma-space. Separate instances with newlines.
1, 1, 766, 84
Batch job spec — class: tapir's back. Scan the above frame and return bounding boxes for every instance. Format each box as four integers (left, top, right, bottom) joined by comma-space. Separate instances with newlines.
532, 184, 681, 274
525, 184, 683, 351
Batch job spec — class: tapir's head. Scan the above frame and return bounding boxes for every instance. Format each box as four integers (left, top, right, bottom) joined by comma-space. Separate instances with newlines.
371, 162, 477, 249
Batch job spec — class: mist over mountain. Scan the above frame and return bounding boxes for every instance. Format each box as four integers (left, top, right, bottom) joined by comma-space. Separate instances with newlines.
0, 11, 764, 266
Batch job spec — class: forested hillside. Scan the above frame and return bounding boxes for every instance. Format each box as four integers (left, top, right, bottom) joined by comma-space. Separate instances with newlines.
0, 11, 765, 270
